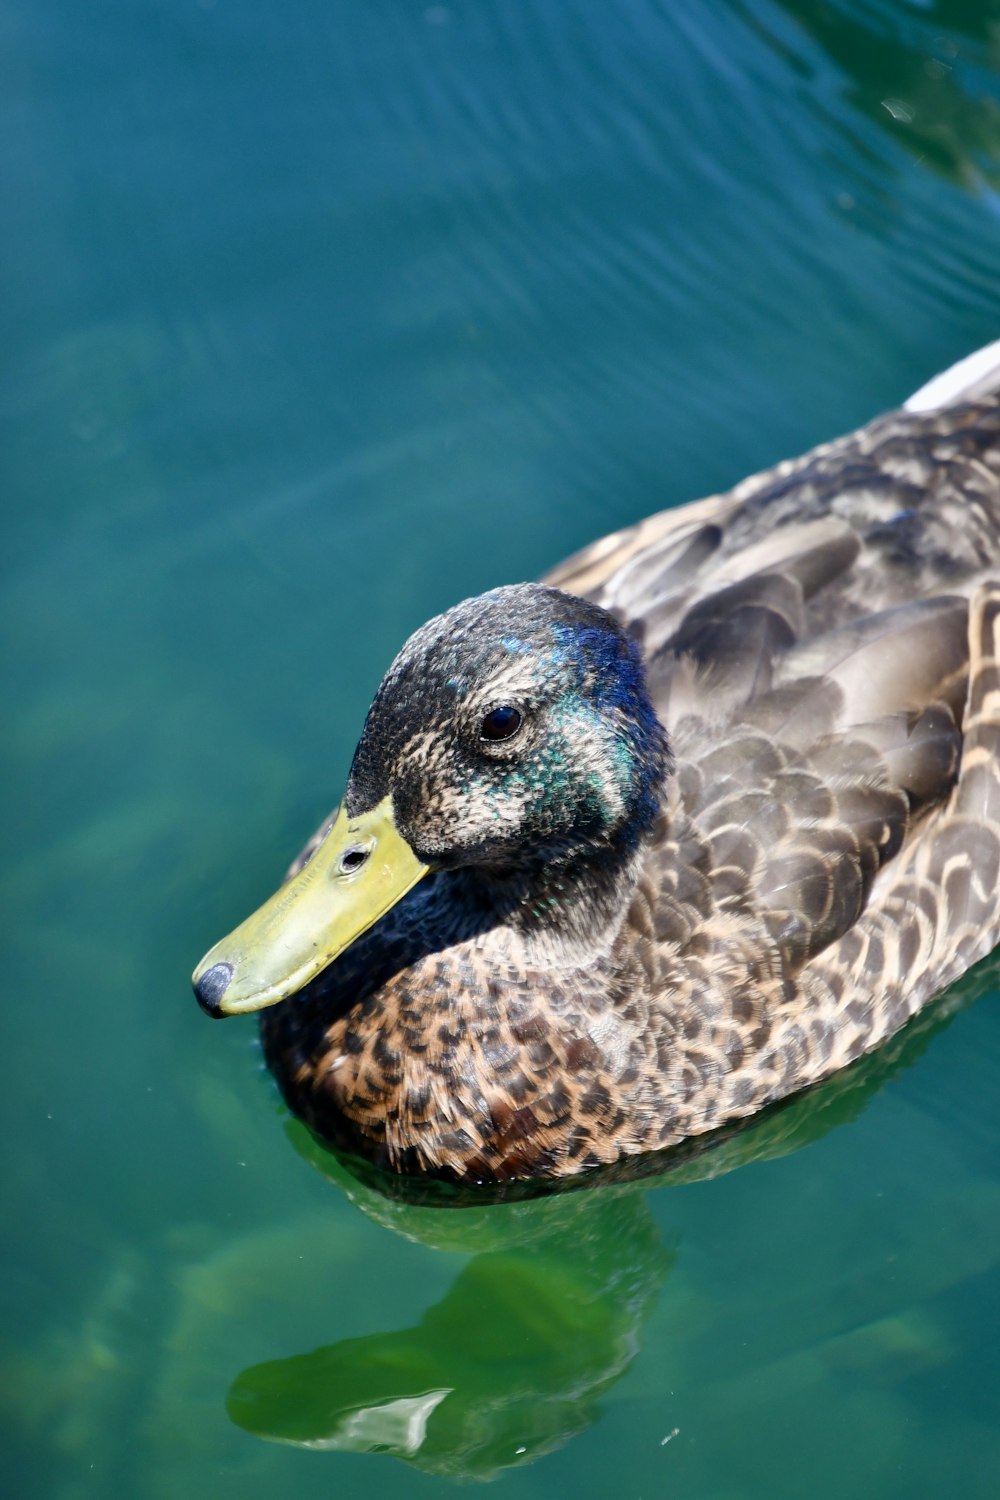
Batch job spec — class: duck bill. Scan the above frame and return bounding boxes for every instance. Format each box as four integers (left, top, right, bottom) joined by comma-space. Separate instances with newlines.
191, 798, 429, 1017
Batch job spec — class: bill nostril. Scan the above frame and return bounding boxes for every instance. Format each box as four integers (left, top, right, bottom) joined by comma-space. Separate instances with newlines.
193, 961, 234, 1017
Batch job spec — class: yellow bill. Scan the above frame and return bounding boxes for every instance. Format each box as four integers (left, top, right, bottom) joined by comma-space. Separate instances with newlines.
192, 797, 429, 1017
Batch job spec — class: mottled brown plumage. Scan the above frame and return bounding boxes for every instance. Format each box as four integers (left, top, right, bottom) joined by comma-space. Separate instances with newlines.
242, 351, 1000, 1185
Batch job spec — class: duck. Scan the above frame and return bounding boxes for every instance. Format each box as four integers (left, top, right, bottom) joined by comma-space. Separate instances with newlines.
193, 343, 1000, 1186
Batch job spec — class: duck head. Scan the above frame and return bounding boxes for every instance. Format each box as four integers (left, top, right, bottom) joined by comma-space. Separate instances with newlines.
193, 584, 669, 1017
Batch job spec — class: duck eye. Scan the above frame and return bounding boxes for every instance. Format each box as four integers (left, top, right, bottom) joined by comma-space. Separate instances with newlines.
480, 705, 523, 742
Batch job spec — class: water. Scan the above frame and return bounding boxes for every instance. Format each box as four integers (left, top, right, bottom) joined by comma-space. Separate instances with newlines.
3, 1, 1000, 1495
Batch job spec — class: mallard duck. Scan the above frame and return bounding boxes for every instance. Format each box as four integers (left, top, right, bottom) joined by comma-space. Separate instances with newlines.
194, 344, 1000, 1185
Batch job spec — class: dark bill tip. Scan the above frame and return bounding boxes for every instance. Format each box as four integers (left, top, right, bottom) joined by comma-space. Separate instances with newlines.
193, 961, 235, 1018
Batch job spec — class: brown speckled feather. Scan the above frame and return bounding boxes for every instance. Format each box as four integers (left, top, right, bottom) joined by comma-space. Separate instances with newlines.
258, 372, 1000, 1186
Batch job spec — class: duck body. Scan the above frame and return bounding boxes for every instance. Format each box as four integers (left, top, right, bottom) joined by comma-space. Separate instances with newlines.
195, 350, 1000, 1185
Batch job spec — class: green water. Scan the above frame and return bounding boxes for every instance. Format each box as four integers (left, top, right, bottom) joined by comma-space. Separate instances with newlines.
4, 1, 1000, 1495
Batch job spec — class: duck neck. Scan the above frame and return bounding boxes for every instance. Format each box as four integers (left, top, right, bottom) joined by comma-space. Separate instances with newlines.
457, 822, 653, 968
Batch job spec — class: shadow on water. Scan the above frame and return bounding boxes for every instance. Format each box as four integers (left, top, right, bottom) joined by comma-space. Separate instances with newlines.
225, 954, 997, 1479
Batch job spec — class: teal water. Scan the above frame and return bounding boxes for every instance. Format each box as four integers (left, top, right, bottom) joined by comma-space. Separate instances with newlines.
4, 1, 1000, 1495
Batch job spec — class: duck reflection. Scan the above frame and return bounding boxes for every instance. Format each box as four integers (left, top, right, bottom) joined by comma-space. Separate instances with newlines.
226, 972, 984, 1479
228, 1175, 668, 1478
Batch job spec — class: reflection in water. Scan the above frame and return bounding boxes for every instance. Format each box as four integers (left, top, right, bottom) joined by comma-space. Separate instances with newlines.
758, 0, 1000, 187
226, 963, 991, 1478
229, 1184, 668, 1478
